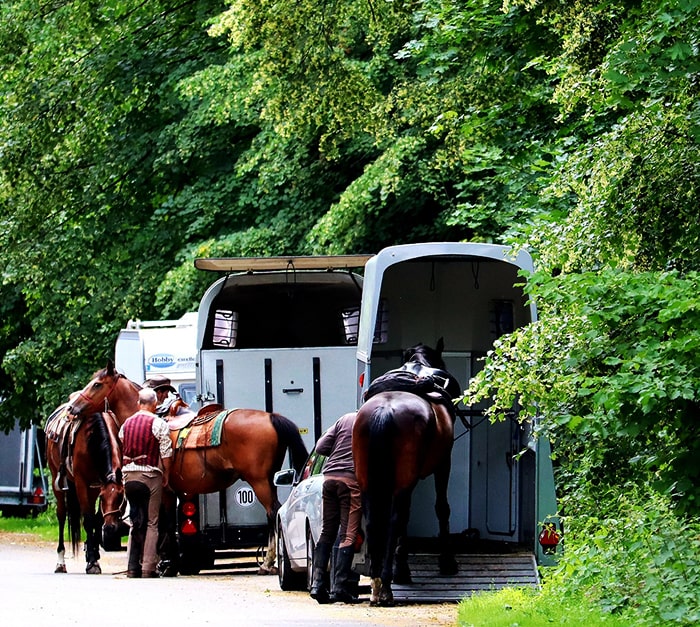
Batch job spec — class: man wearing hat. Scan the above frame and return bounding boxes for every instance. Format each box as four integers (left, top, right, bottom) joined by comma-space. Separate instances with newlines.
143, 375, 177, 418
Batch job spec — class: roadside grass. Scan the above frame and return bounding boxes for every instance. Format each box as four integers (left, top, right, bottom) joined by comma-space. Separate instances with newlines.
0, 504, 57, 542
457, 587, 634, 627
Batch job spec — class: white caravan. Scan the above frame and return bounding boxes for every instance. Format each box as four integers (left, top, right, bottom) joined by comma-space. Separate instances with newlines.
114, 312, 198, 408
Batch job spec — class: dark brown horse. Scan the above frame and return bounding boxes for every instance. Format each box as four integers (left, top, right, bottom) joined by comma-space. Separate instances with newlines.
45, 405, 125, 574
352, 340, 461, 606
67, 361, 309, 574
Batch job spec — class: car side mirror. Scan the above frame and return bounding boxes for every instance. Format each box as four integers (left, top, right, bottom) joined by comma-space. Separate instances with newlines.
273, 468, 296, 487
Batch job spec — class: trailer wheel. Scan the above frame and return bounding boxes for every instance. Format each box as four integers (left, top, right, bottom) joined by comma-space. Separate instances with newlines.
277, 525, 305, 591
178, 548, 202, 575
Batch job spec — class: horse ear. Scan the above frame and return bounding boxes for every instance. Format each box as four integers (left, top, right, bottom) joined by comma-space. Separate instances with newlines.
436, 337, 444, 354
107, 359, 115, 375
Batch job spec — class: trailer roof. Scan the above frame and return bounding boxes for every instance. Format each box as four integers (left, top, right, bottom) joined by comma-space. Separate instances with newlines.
194, 255, 373, 273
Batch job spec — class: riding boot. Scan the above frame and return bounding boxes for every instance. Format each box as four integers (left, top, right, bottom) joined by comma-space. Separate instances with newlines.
309, 541, 332, 604
330, 546, 360, 603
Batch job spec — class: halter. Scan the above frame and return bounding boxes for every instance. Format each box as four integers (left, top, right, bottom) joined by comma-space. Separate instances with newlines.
76, 372, 122, 414
100, 501, 124, 519
100, 472, 125, 519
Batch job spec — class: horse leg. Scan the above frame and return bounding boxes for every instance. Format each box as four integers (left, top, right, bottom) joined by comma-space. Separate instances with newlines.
392, 490, 413, 585
434, 459, 458, 575
372, 489, 410, 607
156, 491, 178, 577
248, 477, 279, 575
83, 510, 102, 574
54, 491, 68, 573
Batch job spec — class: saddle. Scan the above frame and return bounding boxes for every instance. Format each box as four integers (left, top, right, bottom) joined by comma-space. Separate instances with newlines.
364, 361, 460, 418
163, 402, 224, 431
169, 407, 230, 449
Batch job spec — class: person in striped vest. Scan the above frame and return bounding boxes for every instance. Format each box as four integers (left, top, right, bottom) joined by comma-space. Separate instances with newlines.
119, 387, 173, 578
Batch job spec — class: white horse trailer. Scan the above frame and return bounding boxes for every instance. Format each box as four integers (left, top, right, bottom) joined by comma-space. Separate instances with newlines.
0, 423, 47, 516
354, 243, 559, 584
188, 244, 559, 585
188, 255, 371, 567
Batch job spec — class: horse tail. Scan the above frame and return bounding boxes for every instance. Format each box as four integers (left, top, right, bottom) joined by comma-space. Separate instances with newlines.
270, 413, 309, 475
367, 405, 397, 504
361, 404, 397, 579
66, 481, 82, 557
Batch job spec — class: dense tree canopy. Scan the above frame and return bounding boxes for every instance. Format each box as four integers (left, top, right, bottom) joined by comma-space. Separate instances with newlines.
2, 0, 700, 620
2, 0, 699, 511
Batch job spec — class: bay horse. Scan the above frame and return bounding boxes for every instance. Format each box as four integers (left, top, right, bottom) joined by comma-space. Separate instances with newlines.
45, 405, 125, 574
352, 340, 461, 606
67, 360, 309, 575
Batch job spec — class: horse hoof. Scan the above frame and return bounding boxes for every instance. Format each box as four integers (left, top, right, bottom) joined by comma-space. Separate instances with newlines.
55, 564, 67, 574
257, 565, 278, 576
86, 562, 102, 575
370, 592, 395, 608
369, 577, 394, 606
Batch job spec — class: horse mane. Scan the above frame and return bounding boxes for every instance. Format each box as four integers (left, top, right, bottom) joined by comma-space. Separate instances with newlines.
85, 413, 120, 484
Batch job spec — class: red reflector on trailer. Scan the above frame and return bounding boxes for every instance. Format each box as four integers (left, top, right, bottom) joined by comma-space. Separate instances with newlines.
181, 519, 198, 536
30, 486, 45, 504
181, 501, 197, 517
538, 523, 561, 555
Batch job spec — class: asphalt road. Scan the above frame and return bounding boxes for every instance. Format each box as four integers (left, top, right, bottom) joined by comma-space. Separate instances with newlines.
0, 534, 458, 627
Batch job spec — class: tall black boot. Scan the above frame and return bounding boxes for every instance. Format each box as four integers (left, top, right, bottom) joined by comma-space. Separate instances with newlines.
330, 546, 360, 603
309, 541, 332, 604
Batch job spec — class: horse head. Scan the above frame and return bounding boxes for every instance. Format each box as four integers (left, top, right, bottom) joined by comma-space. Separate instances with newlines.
403, 337, 446, 370
68, 360, 124, 419
100, 473, 125, 551
95, 410, 125, 552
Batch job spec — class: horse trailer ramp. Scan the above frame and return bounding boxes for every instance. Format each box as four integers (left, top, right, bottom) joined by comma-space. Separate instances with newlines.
390, 552, 540, 603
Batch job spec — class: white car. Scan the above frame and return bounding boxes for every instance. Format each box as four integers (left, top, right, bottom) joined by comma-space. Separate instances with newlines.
273, 449, 327, 590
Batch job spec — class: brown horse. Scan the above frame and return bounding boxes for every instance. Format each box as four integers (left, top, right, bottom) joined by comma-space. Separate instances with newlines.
45, 405, 125, 574
352, 340, 461, 606
67, 361, 309, 574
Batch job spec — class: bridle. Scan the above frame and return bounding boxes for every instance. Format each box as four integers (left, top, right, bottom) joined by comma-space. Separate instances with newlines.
76, 373, 122, 414
99, 472, 125, 519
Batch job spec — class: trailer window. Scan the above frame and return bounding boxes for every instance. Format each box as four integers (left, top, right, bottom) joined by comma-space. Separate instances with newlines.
212, 310, 239, 347
490, 300, 514, 339
205, 280, 365, 349
342, 299, 388, 345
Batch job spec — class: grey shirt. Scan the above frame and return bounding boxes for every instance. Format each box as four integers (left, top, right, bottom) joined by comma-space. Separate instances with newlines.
316, 412, 357, 479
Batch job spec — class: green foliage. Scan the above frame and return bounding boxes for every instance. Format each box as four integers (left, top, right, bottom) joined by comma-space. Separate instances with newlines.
548, 488, 700, 625
0, 0, 228, 426
0, 503, 58, 543
458, 586, 633, 626
468, 269, 700, 512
